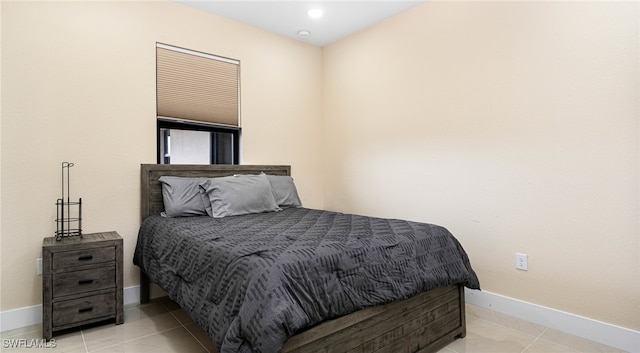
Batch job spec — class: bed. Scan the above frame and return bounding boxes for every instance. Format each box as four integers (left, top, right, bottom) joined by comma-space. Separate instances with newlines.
134, 164, 479, 353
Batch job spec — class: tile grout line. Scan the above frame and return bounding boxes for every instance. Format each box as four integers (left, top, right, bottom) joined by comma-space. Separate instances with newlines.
468, 314, 551, 353
163, 301, 212, 353
84, 326, 184, 352
176, 316, 212, 353
82, 302, 183, 353
520, 327, 548, 353
81, 329, 89, 353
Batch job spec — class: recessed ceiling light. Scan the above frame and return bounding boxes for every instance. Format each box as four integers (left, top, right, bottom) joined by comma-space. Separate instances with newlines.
297, 30, 311, 37
307, 8, 323, 19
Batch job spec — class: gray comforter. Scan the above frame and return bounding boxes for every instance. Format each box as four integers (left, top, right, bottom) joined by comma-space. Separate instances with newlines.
134, 207, 479, 353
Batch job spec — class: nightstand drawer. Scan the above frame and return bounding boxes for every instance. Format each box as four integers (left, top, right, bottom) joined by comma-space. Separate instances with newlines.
53, 246, 115, 269
52, 292, 116, 327
53, 266, 115, 297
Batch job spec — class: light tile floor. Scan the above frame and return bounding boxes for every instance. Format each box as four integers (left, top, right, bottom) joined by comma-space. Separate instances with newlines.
0, 298, 626, 353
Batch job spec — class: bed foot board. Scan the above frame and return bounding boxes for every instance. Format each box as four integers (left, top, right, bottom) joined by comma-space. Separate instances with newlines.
140, 269, 150, 304
283, 284, 466, 353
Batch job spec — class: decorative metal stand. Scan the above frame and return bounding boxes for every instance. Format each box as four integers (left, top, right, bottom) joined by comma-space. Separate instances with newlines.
55, 162, 82, 240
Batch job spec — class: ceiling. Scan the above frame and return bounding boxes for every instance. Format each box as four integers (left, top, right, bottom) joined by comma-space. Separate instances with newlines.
176, 1, 427, 47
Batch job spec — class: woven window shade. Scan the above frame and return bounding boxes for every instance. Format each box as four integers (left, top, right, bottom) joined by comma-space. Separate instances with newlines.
157, 45, 240, 127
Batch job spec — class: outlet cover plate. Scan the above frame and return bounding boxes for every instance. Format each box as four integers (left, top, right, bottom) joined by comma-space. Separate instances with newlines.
37, 258, 42, 275
516, 253, 528, 271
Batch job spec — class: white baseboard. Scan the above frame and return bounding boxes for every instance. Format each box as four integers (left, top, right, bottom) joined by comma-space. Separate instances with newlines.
2, 286, 638, 353
465, 288, 640, 353
0, 304, 42, 333
123, 284, 140, 306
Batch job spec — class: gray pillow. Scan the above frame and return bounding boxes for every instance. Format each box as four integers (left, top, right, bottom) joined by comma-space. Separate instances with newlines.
263, 174, 302, 208
158, 176, 211, 217
200, 174, 281, 218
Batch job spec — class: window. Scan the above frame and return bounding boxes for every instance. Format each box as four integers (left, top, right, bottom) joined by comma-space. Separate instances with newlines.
156, 43, 240, 164
157, 119, 239, 165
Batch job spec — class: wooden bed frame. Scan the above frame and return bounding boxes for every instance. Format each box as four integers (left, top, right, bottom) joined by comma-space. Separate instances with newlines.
138, 164, 467, 353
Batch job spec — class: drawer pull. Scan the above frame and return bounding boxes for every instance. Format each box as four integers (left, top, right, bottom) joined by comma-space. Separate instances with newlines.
78, 255, 93, 261
78, 279, 94, 285
78, 307, 93, 313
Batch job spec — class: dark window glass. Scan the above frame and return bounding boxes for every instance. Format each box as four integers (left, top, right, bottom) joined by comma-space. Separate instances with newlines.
157, 119, 239, 165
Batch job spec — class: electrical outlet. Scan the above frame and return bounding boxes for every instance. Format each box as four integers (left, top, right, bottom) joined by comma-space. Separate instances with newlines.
516, 253, 528, 271
37, 258, 43, 275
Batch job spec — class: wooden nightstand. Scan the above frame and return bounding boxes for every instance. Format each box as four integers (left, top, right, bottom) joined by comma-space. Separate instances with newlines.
42, 231, 123, 339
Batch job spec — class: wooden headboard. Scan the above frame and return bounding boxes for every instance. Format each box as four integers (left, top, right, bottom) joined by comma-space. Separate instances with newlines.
140, 164, 291, 221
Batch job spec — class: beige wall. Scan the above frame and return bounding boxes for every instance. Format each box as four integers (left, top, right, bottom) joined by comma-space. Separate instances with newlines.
0, 1, 323, 312
323, 1, 639, 330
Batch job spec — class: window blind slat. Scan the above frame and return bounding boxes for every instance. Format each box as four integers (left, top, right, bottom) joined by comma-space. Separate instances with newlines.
156, 46, 240, 127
